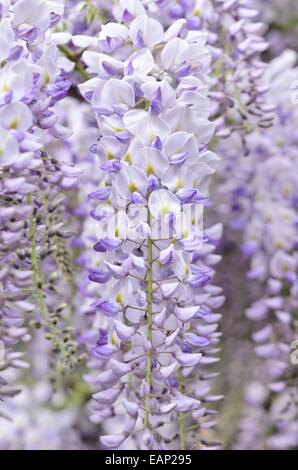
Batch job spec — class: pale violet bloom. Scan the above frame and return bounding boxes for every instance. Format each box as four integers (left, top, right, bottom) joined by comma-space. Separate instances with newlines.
0, 102, 33, 131
270, 251, 297, 279
0, 128, 19, 167
0, 63, 33, 104
148, 189, 181, 218
92, 78, 135, 115
132, 147, 168, 178
0, 19, 15, 62
129, 15, 163, 49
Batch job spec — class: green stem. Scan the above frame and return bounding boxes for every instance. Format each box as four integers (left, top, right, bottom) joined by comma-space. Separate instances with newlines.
28, 194, 49, 322
59, 45, 91, 82
144, 213, 153, 429
178, 368, 186, 450
27, 194, 69, 361
271, 17, 298, 32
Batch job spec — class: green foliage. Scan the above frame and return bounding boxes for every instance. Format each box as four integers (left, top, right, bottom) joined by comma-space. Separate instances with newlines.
80, 0, 102, 24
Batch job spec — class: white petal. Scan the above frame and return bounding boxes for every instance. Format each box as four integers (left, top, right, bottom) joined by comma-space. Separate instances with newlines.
0, 102, 33, 131
133, 147, 168, 177
161, 38, 188, 70
72, 35, 99, 48
115, 166, 148, 198
129, 15, 163, 48
136, 115, 170, 146
148, 189, 181, 218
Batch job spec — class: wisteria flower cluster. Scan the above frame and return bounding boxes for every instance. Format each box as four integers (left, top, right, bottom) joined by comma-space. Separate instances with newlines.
0, 0, 298, 451
216, 49, 298, 450
0, 0, 86, 415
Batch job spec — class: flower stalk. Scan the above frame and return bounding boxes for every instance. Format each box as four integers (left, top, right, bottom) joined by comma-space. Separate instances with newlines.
144, 213, 153, 429
59, 45, 91, 82
178, 368, 186, 450
27, 194, 71, 365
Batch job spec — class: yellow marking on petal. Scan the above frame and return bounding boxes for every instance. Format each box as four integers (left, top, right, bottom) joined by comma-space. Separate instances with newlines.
282, 209, 292, 219
0, 82, 10, 92
129, 181, 138, 193
44, 72, 50, 85
116, 292, 123, 304
176, 178, 184, 189
107, 151, 114, 160
124, 153, 132, 163
194, 8, 201, 16
0, 147, 3, 156
115, 227, 119, 237
161, 205, 170, 215
111, 332, 117, 346
9, 119, 19, 129
275, 241, 284, 249
146, 163, 155, 175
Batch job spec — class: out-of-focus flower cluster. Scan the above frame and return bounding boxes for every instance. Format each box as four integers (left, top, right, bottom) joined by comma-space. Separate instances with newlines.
256, 0, 298, 55
216, 49, 298, 449
0, 0, 88, 420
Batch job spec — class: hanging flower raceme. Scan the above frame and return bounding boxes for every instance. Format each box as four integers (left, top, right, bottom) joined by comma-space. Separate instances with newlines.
0, 0, 85, 413
1, 92, 100, 443
204, 0, 274, 141
144, 0, 274, 147
215, 50, 298, 450
74, 7, 224, 449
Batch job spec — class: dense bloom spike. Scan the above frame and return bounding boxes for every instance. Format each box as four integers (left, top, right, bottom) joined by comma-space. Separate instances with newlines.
74, 5, 224, 449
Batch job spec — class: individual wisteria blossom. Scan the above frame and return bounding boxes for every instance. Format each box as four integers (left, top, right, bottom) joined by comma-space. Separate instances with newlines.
215, 50, 298, 449
70, 5, 224, 449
